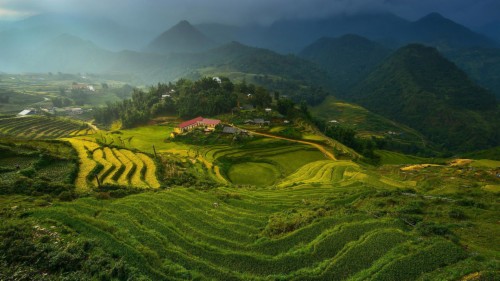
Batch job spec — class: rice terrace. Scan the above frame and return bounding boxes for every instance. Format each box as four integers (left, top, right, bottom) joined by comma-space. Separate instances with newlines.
1, 2, 500, 280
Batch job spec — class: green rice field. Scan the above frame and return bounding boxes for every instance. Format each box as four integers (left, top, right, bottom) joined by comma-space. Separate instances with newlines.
26, 186, 480, 280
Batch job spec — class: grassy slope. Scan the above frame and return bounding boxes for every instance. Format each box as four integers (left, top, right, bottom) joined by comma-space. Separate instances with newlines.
311, 96, 425, 142
17, 179, 497, 280
228, 162, 280, 186
1, 111, 498, 280
90, 124, 190, 154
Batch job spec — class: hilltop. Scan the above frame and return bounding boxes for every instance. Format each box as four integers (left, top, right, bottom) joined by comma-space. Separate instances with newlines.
146, 20, 216, 54
352, 44, 499, 152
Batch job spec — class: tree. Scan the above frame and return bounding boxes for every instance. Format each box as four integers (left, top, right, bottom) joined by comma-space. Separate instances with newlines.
277, 99, 295, 117
274, 91, 280, 102
299, 100, 311, 119
251, 86, 272, 108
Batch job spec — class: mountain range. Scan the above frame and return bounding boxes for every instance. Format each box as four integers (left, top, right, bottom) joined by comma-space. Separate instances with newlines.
299, 34, 391, 95
0, 12, 499, 152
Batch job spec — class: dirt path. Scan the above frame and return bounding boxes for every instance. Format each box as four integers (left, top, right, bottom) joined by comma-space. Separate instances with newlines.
247, 130, 336, 160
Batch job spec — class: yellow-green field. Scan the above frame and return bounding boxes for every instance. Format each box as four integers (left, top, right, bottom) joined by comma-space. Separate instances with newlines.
92, 124, 190, 154
65, 138, 160, 191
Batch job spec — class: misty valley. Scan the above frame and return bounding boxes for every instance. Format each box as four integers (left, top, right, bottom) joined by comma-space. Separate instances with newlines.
0, 5, 499, 281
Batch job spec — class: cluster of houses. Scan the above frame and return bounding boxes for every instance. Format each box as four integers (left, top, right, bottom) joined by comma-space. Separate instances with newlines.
175, 116, 253, 136
17, 107, 88, 117
177, 116, 221, 133
71, 83, 95, 92
244, 118, 270, 126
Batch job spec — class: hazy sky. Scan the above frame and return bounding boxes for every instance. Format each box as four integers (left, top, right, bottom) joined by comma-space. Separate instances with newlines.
0, 0, 498, 28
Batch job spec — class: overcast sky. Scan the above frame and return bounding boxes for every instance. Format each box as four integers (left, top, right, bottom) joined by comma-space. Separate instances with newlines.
0, 0, 498, 28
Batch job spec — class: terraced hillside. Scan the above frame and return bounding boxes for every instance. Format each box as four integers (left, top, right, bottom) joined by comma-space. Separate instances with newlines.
30, 187, 474, 280
0, 116, 94, 139
0, 139, 78, 190
198, 139, 327, 186
65, 138, 160, 191
278, 160, 416, 188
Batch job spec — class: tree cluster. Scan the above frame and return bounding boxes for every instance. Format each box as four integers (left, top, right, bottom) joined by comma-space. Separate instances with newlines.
93, 77, 262, 128
94, 84, 171, 128
314, 118, 380, 162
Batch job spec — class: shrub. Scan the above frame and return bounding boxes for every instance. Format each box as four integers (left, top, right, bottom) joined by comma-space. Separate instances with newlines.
456, 199, 487, 209
95, 192, 112, 200
416, 222, 452, 236
19, 167, 36, 178
449, 209, 467, 220
59, 191, 76, 202
398, 214, 423, 226
262, 208, 327, 237
33, 153, 56, 169
398, 201, 425, 215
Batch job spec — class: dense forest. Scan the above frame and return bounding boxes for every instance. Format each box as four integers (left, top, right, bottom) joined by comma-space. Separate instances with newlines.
351, 44, 500, 152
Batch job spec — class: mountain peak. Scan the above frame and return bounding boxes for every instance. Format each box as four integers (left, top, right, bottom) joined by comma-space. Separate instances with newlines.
411, 12, 497, 48
172, 20, 194, 30
352, 43, 498, 151
423, 12, 445, 20
146, 19, 215, 54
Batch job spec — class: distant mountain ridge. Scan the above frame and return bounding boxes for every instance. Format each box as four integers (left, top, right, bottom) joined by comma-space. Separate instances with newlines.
146, 20, 216, 54
406, 12, 497, 49
9, 13, 153, 51
299, 34, 391, 95
198, 12, 498, 54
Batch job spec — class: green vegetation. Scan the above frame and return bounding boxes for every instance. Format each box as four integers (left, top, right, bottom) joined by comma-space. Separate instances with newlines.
351, 44, 500, 152
0, 115, 498, 280
1, 178, 497, 280
0, 140, 78, 197
0, 67, 498, 280
376, 150, 446, 165
0, 73, 133, 115
227, 162, 280, 186
94, 77, 242, 128
65, 138, 160, 191
311, 96, 429, 155
199, 139, 327, 184
190, 41, 333, 105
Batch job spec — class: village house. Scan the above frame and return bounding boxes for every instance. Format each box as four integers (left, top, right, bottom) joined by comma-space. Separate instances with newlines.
244, 118, 270, 126
17, 109, 37, 117
67, 107, 84, 115
177, 116, 221, 133
71, 83, 95, 92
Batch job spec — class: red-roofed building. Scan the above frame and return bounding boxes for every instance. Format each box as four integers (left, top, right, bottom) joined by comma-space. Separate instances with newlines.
178, 116, 221, 132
